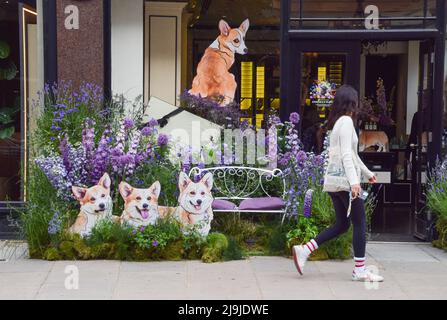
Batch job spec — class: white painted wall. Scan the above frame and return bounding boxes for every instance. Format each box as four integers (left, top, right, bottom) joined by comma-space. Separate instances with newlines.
145, 2, 187, 105
111, 0, 144, 100
407, 41, 419, 135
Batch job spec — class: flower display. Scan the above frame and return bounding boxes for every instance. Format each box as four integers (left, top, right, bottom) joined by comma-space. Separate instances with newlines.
359, 78, 395, 127
33, 83, 173, 201
310, 80, 336, 100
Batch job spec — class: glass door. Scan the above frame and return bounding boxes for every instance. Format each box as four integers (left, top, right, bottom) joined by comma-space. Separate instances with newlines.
294, 41, 361, 153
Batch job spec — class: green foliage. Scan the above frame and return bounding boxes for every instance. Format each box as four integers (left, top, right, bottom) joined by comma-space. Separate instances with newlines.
267, 223, 292, 255
0, 40, 10, 59
201, 233, 229, 263
222, 237, 244, 261
287, 217, 319, 246
20, 165, 72, 256
0, 106, 19, 139
426, 160, 447, 250
131, 217, 183, 250
212, 214, 257, 244
130, 161, 179, 207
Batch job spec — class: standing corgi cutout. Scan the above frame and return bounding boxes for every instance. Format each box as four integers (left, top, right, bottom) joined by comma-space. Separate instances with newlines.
118, 181, 161, 228
359, 130, 389, 152
189, 19, 250, 106
159, 172, 214, 236
69, 173, 113, 237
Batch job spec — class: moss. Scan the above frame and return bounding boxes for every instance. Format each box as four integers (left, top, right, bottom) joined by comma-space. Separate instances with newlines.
184, 244, 203, 260
89, 243, 114, 259
43, 247, 61, 261
435, 217, 447, 249
58, 240, 77, 260
308, 248, 329, 261
160, 240, 184, 261
29, 248, 44, 259
131, 247, 151, 261
71, 235, 92, 260
201, 233, 229, 263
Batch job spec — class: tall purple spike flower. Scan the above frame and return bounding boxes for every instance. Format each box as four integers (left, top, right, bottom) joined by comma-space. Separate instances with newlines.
303, 189, 314, 218
92, 132, 111, 182
126, 131, 141, 176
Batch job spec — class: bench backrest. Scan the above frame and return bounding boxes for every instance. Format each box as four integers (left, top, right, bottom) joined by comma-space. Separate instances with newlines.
189, 166, 286, 201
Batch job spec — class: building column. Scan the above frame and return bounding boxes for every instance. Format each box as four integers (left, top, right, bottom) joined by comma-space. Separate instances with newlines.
144, 1, 187, 105
54, 0, 109, 91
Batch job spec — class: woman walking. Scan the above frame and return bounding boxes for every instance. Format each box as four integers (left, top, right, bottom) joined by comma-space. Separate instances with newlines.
292, 85, 384, 282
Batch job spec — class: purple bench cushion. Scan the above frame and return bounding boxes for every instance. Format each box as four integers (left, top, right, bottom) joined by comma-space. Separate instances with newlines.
212, 199, 237, 210
238, 197, 285, 211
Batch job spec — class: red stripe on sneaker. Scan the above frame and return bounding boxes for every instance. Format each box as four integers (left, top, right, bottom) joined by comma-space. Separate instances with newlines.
306, 244, 313, 252
310, 241, 316, 250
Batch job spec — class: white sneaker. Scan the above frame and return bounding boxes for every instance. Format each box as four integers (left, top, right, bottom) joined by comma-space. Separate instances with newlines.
292, 245, 308, 275
352, 268, 384, 282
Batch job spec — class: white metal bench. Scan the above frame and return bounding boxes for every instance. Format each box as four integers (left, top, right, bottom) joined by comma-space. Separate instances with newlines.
189, 166, 287, 221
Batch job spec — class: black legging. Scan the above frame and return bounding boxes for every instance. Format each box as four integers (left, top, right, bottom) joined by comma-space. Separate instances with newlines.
314, 191, 366, 258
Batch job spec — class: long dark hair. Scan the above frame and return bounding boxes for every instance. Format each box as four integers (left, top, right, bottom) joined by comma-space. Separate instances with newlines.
327, 85, 359, 130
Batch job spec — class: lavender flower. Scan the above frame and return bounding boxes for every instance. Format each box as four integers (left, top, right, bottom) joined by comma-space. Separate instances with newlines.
157, 134, 169, 147
148, 118, 158, 127
303, 189, 314, 218
141, 126, 153, 137
289, 112, 300, 125
125, 131, 141, 176
123, 118, 134, 130
91, 133, 111, 182
152, 240, 159, 247
48, 210, 62, 235
35, 155, 72, 200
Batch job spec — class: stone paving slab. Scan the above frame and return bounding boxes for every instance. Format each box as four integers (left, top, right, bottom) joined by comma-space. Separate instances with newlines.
0, 243, 447, 300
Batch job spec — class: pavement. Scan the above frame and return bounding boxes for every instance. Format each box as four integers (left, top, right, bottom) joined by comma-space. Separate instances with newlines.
1, 242, 447, 300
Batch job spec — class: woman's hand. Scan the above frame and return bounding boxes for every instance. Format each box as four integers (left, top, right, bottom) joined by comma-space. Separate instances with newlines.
351, 184, 362, 199
368, 175, 377, 184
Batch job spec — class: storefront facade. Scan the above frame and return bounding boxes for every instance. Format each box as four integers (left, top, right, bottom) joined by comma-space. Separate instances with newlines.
280, 0, 447, 240
1, 0, 447, 240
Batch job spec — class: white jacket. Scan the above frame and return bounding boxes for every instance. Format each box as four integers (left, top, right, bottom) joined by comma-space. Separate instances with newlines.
325, 116, 374, 188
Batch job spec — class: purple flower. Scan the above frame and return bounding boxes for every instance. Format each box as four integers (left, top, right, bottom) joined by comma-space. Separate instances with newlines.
139, 226, 145, 233
91, 133, 111, 182
123, 118, 134, 130
59, 135, 71, 172
51, 125, 61, 131
270, 115, 281, 126
141, 126, 153, 137
289, 112, 300, 124
48, 210, 62, 235
303, 189, 314, 218
296, 150, 308, 163
152, 240, 159, 247
66, 108, 79, 114
157, 134, 169, 147
148, 118, 158, 127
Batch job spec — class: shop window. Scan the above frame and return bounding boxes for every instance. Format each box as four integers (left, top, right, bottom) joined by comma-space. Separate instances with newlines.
0, 2, 37, 204
301, 53, 346, 129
